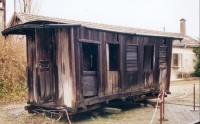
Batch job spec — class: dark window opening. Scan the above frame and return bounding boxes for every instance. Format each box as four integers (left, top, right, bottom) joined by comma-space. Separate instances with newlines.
143, 46, 154, 70
82, 43, 98, 71
162, 39, 166, 46
109, 44, 119, 71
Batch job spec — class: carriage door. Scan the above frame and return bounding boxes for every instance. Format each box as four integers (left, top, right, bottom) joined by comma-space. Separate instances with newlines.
36, 29, 53, 103
143, 44, 154, 88
82, 42, 98, 97
106, 44, 119, 94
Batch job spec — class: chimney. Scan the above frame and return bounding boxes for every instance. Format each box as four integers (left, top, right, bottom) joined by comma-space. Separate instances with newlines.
180, 18, 186, 36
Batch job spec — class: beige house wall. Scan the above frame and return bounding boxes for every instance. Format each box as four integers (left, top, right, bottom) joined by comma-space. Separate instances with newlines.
171, 47, 197, 80
0, 10, 4, 34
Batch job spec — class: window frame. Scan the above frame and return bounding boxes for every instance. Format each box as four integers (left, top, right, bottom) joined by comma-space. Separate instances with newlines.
172, 53, 179, 67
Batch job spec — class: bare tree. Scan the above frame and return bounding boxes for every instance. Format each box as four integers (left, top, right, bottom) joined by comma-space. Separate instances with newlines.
17, 0, 41, 14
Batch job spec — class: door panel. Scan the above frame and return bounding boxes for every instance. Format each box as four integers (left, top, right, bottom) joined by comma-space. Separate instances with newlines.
36, 29, 54, 103
82, 73, 97, 96
108, 71, 119, 94
106, 44, 120, 94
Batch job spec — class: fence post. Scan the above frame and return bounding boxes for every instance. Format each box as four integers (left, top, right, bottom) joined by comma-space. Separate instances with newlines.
159, 90, 168, 123
159, 92, 163, 124
162, 91, 168, 121
190, 84, 199, 111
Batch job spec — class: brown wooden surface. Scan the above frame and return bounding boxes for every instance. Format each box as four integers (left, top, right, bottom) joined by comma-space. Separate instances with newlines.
24, 23, 176, 111
70, 27, 76, 107
82, 76, 97, 96
75, 27, 83, 101
119, 34, 126, 92
76, 88, 155, 107
35, 29, 53, 103
166, 39, 173, 92
26, 35, 35, 102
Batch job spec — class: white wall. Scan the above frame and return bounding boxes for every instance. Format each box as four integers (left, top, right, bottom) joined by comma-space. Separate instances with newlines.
171, 47, 197, 80
0, 9, 4, 33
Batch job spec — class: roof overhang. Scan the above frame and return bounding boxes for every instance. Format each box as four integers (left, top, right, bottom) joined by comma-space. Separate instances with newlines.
1, 22, 183, 41
1, 23, 81, 35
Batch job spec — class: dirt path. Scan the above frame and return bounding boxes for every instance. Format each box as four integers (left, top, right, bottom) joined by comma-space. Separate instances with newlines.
0, 79, 199, 124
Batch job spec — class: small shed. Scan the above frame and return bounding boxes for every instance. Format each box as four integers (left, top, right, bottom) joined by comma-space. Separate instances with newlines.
2, 13, 182, 113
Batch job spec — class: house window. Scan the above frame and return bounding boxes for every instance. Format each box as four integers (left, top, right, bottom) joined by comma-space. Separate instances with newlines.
143, 46, 154, 70
172, 53, 179, 66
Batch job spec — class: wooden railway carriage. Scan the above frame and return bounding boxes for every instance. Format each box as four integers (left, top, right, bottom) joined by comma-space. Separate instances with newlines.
2, 13, 182, 113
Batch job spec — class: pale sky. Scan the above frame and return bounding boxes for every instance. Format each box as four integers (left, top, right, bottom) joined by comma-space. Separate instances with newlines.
6, 0, 199, 39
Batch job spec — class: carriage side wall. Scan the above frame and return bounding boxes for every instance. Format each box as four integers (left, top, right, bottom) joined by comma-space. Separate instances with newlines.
75, 27, 173, 104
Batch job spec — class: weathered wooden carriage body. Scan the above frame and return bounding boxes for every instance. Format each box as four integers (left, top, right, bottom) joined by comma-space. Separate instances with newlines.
2, 14, 182, 113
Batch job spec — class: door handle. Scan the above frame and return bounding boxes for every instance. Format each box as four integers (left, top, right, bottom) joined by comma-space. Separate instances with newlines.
36, 63, 41, 68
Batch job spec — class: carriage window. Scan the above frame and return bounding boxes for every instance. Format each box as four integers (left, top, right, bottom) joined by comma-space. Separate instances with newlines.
143, 46, 154, 70
126, 45, 138, 71
162, 39, 166, 46
109, 44, 119, 71
82, 43, 98, 71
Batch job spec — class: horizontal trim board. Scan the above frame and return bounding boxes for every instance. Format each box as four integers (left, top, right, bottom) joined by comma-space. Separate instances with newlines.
127, 67, 138, 71
79, 39, 101, 44
76, 88, 154, 107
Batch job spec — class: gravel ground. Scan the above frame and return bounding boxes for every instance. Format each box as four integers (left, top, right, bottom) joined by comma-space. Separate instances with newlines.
0, 79, 199, 124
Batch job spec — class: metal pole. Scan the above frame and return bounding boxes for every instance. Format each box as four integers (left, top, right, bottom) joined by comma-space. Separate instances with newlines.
181, 54, 183, 78
159, 92, 163, 124
162, 91, 168, 121
190, 84, 199, 111
194, 84, 195, 111
162, 91, 165, 119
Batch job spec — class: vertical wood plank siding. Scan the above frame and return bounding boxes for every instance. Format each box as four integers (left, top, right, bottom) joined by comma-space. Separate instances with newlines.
35, 29, 54, 103
166, 39, 173, 92
55, 28, 73, 107
24, 24, 176, 110
76, 27, 83, 101
138, 36, 144, 89
27, 34, 35, 102
119, 34, 126, 92
125, 35, 139, 91
70, 27, 76, 107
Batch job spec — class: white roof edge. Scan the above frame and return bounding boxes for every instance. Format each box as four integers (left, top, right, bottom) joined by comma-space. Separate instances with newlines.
6, 12, 27, 28
172, 48, 196, 54
16, 12, 27, 23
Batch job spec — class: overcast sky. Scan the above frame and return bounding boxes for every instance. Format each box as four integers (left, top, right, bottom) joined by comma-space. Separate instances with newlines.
6, 0, 199, 39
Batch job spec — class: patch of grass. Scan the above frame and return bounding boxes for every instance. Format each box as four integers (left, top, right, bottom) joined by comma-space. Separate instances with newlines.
0, 36, 27, 103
